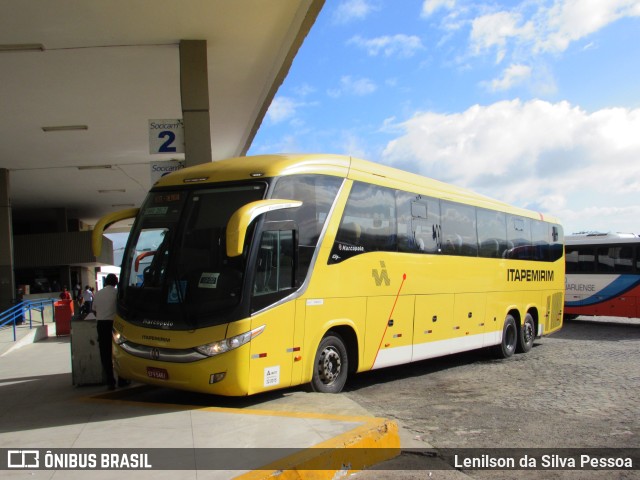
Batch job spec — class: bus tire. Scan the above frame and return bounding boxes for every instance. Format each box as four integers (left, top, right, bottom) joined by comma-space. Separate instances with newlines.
516, 313, 535, 354
494, 314, 517, 359
310, 333, 349, 393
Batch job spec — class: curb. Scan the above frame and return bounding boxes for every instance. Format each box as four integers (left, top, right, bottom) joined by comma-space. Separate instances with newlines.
87, 388, 401, 479
235, 417, 400, 479
1, 324, 49, 357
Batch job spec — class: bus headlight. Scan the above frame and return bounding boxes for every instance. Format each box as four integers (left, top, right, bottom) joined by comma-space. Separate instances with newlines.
195, 325, 265, 357
112, 330, 128, 345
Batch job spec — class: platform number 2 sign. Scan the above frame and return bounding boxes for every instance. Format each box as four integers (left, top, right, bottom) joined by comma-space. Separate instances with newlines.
148, 119, 185, 154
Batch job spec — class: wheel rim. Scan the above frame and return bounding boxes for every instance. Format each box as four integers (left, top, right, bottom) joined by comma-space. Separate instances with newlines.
318, 346, 342, 385
523, 320, 534, 345
505, 323, 517, 350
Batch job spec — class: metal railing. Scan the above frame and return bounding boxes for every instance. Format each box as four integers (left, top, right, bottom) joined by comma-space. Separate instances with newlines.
0, 298, 55, 342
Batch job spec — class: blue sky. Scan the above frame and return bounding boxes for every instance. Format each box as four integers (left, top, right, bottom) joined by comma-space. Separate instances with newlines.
248, 0, 640, 236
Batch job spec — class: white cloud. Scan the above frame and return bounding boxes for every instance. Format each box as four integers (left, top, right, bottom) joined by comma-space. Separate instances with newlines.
266, 96, 312, 124
265, 95, 318, 125
422, 0, 456, 17
382, 99, 640, 234
348, 34, 425, 58
485, 63, 532, 91
557, 204, 640, 235
328, 75, 377, 98
333, 0, 378, 24
470, 11, 534, 62
380, 116, 401, 133
338, 132, 370, 159
534, 0, 640, 54
468, 1, 640, 58
454, 1, 640, 93
258, 134, 300, 155
294, 83, 316, 97
266, 97, 299, 124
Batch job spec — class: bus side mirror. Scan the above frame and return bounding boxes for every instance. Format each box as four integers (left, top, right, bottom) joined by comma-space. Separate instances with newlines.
226, 199, 302, 257
92, 208, 139, 257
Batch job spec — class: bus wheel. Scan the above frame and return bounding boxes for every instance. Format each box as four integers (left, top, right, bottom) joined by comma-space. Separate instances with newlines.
517, 313, 535, 354
495, 314, 517, 359
310, 333, 349, 393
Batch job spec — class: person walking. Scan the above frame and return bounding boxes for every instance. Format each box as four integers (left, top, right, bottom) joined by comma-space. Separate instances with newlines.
81, 285, 94, 315
93, 274, 119, 390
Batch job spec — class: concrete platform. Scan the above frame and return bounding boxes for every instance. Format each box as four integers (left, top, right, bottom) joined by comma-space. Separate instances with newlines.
0, 320, 401, 479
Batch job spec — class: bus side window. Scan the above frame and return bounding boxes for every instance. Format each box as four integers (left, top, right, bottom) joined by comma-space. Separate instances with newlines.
549, 224, 564, 262
441, 201, 478, 257
341, 222, 362, 246
567, 246, 595, 272
329, 182, 397, 263
598, 246, 634, 273
253, 229, 295, 297
268, 175, 342, 283
565, 248, 579, 273
477, 209, 507, 258
597, 247, 615, 272
505, 215, 532, 259
531, 220, 550, 261
397, 192, 440, 254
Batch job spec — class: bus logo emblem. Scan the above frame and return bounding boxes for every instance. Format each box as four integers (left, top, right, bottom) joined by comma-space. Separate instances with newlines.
372, 261, 391, 287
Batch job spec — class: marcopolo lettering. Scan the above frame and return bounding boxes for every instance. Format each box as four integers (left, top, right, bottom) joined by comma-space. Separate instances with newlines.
338, 244, 364, 252
507, 269, 554, 282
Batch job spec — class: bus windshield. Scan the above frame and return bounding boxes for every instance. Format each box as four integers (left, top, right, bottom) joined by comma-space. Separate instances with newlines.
119, 183, 267, 329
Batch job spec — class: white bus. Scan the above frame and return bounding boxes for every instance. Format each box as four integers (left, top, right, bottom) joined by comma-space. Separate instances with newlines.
565, 232, 640, 318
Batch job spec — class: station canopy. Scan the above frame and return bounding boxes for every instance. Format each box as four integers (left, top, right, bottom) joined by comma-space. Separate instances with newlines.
0, 0, 324, 229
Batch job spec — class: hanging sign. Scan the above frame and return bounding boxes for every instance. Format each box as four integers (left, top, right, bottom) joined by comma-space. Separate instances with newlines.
150, 160, 185, 183
148, 119, 185, 154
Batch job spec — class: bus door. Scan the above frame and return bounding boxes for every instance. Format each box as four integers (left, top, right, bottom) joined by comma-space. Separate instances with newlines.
367, 295, 415, 370
246, 222, 298, 393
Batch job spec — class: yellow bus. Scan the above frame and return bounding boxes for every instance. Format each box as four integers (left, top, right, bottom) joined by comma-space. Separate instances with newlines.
93, 154, 565, 396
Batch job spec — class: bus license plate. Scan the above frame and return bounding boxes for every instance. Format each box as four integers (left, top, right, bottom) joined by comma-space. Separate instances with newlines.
146, 367, 169, 380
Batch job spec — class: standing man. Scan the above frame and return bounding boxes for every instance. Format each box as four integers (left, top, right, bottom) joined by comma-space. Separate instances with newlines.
82, 285, 94, 316
93, 274, 118, 390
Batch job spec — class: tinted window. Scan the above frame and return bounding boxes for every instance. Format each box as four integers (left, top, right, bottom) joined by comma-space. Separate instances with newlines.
328, 182, 562, 264
505, 215, 532, 259
477, 209, 507, 258
565, 248, 578, 273
441, 201, 477, 257
565, 246, 595, 272
597, 246, 634, 273
397, 192, 440, 254
531, 220, 550, 261
550, 224, 564, 262
268, 175, 342, 282
330, 182, 397, 263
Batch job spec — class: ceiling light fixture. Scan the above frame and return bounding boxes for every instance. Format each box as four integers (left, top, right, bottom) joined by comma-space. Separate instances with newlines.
42, 125, 88, 132
0, 43, 45, 52
77, 165, 112, 170
111, 204, 135, 207
98, 189, 126, 194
